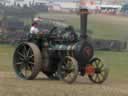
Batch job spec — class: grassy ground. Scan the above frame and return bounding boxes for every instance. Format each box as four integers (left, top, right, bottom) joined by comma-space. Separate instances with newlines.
38, 13, 128, 40
1, 14, 128, 96
0, 44, 14, 72
0, 45, 128, 96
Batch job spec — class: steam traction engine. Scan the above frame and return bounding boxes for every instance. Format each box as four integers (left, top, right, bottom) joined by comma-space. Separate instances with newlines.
13, 6, 109, 84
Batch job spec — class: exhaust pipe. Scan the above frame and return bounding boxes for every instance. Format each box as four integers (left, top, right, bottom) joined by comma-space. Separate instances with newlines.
80, 0, 88, 39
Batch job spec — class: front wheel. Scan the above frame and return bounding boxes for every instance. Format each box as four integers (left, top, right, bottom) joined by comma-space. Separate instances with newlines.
58, 56, 78, 84
88, 58, 109, 84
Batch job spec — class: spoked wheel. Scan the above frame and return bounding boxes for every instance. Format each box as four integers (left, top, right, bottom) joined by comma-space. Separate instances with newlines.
88, 58, 109, 84
13, 42, 42, 80
58, 56, 78, 84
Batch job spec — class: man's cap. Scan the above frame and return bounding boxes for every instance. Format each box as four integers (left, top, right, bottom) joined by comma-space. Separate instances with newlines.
33, 17, 43, 22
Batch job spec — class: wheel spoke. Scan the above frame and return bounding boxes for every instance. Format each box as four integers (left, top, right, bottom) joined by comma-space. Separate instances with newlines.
66, 73, 73, 80
97, 74, 101, 81
94, 74, 100, 82
24, 66, 32, 77
99, 63, 104, 69
24, 45, 27, 53
29, 61, 34, 65
20, 66, 25, 76
101, 69, 106, 72
93, 74, 96, 81
23, 45, 28, 56
95, 60, 100, 68
90, 70, 105, 83
16, 62, 23, 65
99, 73, 104, 80
28, 55, 34, 59
19, 57, 24, 61
26, 48, 31, 57
25, 67, 28, 77
17, 52, 24, 58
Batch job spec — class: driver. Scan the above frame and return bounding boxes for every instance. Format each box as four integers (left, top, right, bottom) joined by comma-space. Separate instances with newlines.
29, 18, 48, 50
30, 17, 43, 34
30, 22, 39, 34
29, 17, 44, 50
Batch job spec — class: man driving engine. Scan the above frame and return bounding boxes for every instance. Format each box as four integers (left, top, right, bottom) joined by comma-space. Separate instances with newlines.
29, 17, 44, 50
30, 22, 39, 34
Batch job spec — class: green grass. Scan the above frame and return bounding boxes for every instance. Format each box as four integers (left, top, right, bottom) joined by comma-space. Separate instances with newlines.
95, 51, 128, 81
0, 44, 14, 72
0, 45, 128, 96
38, 13, 128, 40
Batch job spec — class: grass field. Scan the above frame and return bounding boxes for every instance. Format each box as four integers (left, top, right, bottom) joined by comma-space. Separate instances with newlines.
38, 13, 128, 40
1, 14, 128, 96
0, 45, 128, 96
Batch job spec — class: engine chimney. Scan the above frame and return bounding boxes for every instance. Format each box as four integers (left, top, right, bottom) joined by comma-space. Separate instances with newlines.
80, 0, 88, 39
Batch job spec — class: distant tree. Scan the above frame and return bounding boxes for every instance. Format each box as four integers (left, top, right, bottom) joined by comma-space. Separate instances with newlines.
29, 1, 32, 7
23, 4, 28, 8
17, 3, 21, 8
14, 1, 16, 7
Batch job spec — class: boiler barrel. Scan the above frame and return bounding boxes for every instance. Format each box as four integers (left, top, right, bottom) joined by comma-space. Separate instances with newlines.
48, 41, 94, 67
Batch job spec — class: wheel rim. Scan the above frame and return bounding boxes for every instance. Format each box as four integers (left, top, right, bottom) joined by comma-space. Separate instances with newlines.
59, 56, 78, 84
13, 44, 35, 79
88, 58, 109, 84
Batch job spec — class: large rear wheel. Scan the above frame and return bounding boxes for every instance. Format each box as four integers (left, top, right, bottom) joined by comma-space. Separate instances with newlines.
13, 42, 42, 80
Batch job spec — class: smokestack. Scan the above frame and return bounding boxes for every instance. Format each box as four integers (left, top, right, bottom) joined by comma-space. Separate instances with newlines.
80, 0, 88, 39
